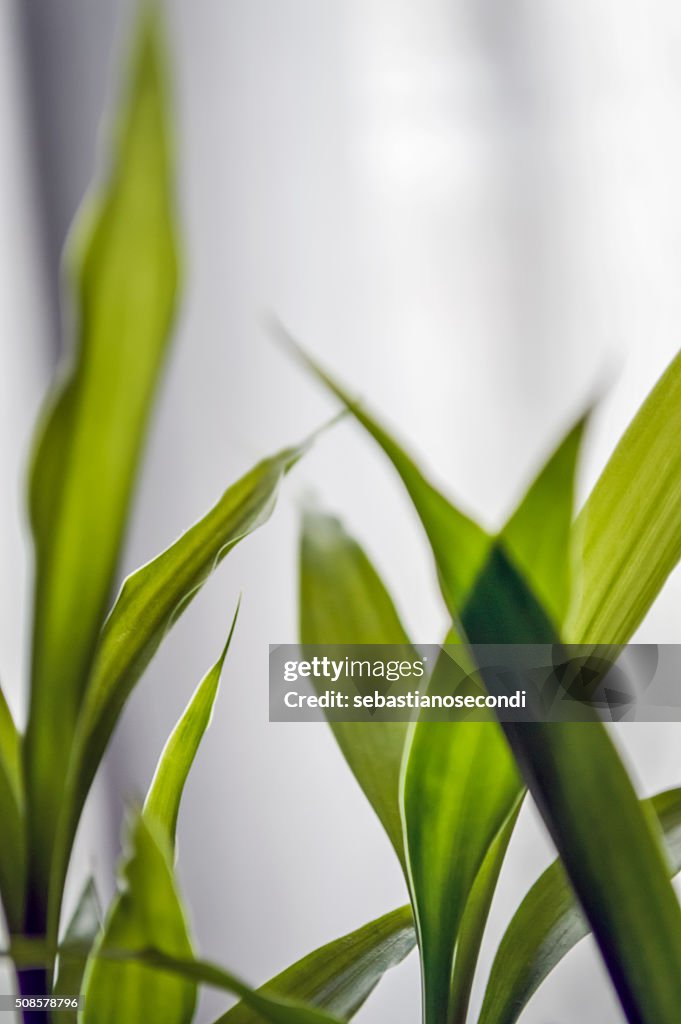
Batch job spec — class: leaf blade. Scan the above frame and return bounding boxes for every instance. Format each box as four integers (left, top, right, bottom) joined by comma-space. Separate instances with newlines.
284, 333, 490, 616
568, 349, 681, 643
299, 508, 413, 867
81, 814, 196, 1024
25, 8, 179, 930
54, 878, 102, 1023
463, 557, 681, 1024
215, 905, 416, 1024
0, 685, 24, 932
143, 603, 239, 848
50, 442, 304, 939
401, 714, 520, 1024
479, 788, 681, 1024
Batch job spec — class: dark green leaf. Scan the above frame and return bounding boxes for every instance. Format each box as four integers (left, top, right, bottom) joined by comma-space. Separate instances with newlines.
25, 9, 179, 927
300, 509, 413, 867
463, 558, 681, 1024
479, 787, 681, 1024
81, 813, 195, 1024
0, 685, 24, 932
568, 349, 681, 643
144, 603, 239, 849
447, 798, 523, 1024
215, 905, 416, 1024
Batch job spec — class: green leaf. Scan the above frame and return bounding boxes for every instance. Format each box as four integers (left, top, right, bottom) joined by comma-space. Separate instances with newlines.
25, 9, 179, 931
478, 787, 681, 1024
54, 878, 102, 1023
81, 813, 196, 1024
401, 714, 519, 1024
283, 331, 490, 617
501, 415, 586, 629
463, 559, 681, 1024
0, 685, 24, 932
299, 509, 413, 867
214, 905, 416, 1024
402, 420, 583, 1024
568, 349, 681, 643
460, 406, 681, 1024
144, 602, 240, 849
107, 950, 344, 1024
50, 441, 304, 938
447, 798, 523, 1024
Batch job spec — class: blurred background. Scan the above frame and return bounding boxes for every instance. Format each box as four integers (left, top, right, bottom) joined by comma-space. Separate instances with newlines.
2, 1, 681, 1021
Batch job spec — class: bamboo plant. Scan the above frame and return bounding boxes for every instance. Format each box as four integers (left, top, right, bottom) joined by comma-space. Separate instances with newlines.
292, 334, 681, 1024
3, 6, 681, 1024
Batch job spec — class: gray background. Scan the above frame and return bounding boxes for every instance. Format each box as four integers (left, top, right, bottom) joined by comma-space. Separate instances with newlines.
1, 2, 681, 1021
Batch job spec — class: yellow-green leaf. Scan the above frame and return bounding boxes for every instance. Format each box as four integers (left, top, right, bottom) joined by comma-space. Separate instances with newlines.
568, 349, 681, 643
283, 332, 490, 617
81, 814, 195, 1024
144, 604, 239, 849
215, 905, 416, 1024
0, 685, 24, 932
25, 8, 179, 931
50, 441, 304, 940
300, 509, 413, 868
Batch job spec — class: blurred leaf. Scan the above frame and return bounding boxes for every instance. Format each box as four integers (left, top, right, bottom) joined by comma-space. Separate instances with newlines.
300, 509, 413, 867
402, 714, 519, 1024
282, 331, 490, 617
50, 442, 305, 936
25, 9, 179, 926
81, 814, 196, 1024
215, 905, 415, 1024
144, 603, 240, 849
501, 416, 586, 628
111, 950, 343, 1024
461, 414, 681, 1023
463, 559, 681, 1024
447, 798, 523, 1024
478, 787, 681, 1024
54, 878, 102, 1022
0, 685, 24, 932
568, 349, 681, 643
404, 420, 583, 1024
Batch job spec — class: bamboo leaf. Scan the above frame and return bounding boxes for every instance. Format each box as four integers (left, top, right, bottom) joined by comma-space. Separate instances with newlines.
402, 420, 583, 1024
401, 714, 519, 1024
300, 508, 413, 867
501, 416, 586, 629
282, 332, 490, 617
0, 685, 24, 932
25, 9, 179, 931
50, 442, 305, 938
54, 878, 102, 1022
214, 905, 416, 1024
447, 799, 523, 1024
81, 813, 196, 1024
109, 950, 344, 1024
462, 559, 681, 1024
568, 349, 681, 643
144, 603, 239, 849
478, 787, 681, 1024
